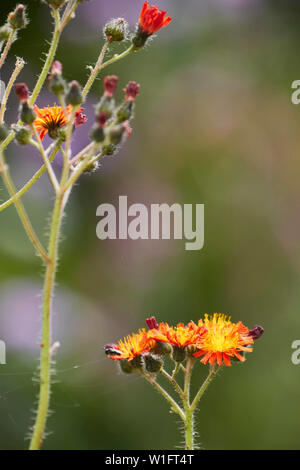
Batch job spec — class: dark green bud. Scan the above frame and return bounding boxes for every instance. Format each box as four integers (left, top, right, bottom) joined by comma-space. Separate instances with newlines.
15, 126, 31, 145
108, 124, 125, 146
0, 124, 9, 142
132, 28, 150, 50
48, 74, 66, 96
20, 102, 35, 125
144, 353, 163, 374
0, 25, 11, 42
84, 161, 99, 173
119, 359, 133, 374
95, 96, 114, 119
90, 124, 105, 143
57, 127, 67, 142
116, 102, 134, 123
104, 18, 127, 42
172, 346, 186, 363
102, 143, 116, 156
8, 5, 27, 30
130, 355, 143, 370
65, 80, 82, 107
153, 341, 172, 356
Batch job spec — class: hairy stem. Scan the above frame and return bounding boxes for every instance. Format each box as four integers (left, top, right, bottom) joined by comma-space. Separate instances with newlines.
0, 29, 16, 70
190, 365, 218, 413
0, 57, 25, 123
183, 358, 195, 450
0, 152, 48, 262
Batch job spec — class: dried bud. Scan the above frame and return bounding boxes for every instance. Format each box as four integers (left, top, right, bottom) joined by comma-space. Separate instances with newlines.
104, 75, 118, 98
74, 109, 87, 127
96, 111, 109, 128
15, 126, 31, 145
104, 18, 127, 42
145, 316, 159, 330
65, 80, 83, 107
90, 124, 105, 143
249, 325, 264, 341
172, 345, 186, 363
44, 0, 66, 9
125, 81, 140, 102
8, 4, 27, 30
0, 124, 9, 142
14, 83, 29, 103
20, 102, 36, 125
144, 353, 163, 374
0, 25, 11, 42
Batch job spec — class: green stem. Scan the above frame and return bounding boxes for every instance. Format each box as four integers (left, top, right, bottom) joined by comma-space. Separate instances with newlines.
82, 41, 109, 99
160, 368, 184, 399
0, 57, 25, 123
0, 152, 48, 263
0, 29, 16, 70
0, 145, 59, 213
190, 365, 218, 413
29, 191, 66, 450
141, 371, 185, 421
183, 358, 195, 450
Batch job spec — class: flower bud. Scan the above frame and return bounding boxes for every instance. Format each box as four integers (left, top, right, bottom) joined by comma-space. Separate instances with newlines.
119, 359, 133, 374
108, 122, 131, 146
0, 25, 11, 42
95, 97, 114, 119
14, 83, 29, 103
144, 353, 163, 374
8, 5, 27, 30
96, 111, 109, 128
104, 18, 127, 42
20, 102, 36, 125
102, 143, 116, 156
104, 75, 118, 98
0, 124, 9, 142
15, 126, 31, 145
249, 325, 264, 341
153, 341, 172, 356
48, 74, 66, 96
130, 355, 143, 370
90, 124, 105, 143
146, 316, 159, 330
125, 81, 140, 102
116, 102, 134, 124
44, 0, 66, 9
84, 161, 99, 173
65, 80, 83, 107
172, 345, 186, 363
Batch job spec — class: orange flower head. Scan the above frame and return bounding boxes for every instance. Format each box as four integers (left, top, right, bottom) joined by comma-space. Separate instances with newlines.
107, 329, 155, 361
138, 1, 172, 35
148, 321, 206, 348
193, 314, 254, 367
33, 104, 86, 140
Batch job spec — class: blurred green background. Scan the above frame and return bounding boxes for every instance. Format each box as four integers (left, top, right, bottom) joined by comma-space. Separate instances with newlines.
0, 0, 300, 450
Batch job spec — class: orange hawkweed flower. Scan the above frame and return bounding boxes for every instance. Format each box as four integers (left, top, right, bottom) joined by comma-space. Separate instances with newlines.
106, 329, 155, 361
138, 1, 172, 36
33, 105, 86, 140
193, 314, 254, 367
148, 321, 205, 348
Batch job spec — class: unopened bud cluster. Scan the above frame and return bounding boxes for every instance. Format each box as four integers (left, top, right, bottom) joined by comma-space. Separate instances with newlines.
89, 76, 140, 155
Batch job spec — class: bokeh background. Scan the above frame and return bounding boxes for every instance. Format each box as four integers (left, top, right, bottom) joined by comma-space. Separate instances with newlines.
0, 0, 300, 450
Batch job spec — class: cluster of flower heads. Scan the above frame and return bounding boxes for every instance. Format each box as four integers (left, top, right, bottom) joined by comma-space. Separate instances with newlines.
105, 314, 264, 373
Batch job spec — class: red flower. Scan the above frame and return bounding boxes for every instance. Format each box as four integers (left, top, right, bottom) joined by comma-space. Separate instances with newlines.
138, 1, 172, 36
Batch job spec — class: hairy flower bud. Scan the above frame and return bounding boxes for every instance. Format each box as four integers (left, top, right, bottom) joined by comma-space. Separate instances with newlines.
144, 353, 163, 373
8, 4, 27, 30
0, 25, 11, 42
104, 18, 127, 42
249, 325, 264, 340
104, 75, 118, 98
172, 345, 186, 363
90, 124, 105, 143
65, 80, 83, 106
15, 126, 31, 145
20, 102, 36, 125
119, 359, 133, 374
153, 341, 172, 356
14, 83, 29, 103
102, 143, 116, 156
0, 124, 9, 142
125, 81, 140, 102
